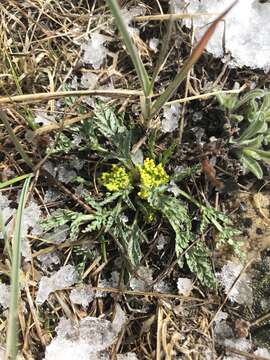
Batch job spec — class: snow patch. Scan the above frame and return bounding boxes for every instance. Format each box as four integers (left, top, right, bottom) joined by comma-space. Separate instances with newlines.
179, 0, 270, 72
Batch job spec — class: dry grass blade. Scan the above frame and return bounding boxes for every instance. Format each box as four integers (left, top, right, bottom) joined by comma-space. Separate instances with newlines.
0, 89, 143, 105
134, 13, 218, 22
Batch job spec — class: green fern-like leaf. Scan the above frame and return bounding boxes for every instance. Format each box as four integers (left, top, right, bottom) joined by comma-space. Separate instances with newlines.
147, 188, 192, 264
186, 242, 216, 288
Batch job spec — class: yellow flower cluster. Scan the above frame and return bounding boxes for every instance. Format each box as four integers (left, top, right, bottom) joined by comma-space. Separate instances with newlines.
137, 158, 169, 199
101, 165, 130, 192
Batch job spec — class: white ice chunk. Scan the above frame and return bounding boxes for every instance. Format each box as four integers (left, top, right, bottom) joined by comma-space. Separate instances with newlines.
120, 7, 144, 35
44, 305, 126, 359
57, 165, 76, 184
149, 38, 159, 52
37, 253, 60, 270
169, 0, 186, 13
21, 201, 42, 261
70, 76, 78, 90
117, 353, 138, 360
34, 112, 56, 126
156, 234, 167, 251
254, 348, 270, 359
69, 285, 94, 309
36, 265, 78, 305
0, 193, 15, 238
217, 261, 253, 306
0, 283, 11, 309
181, 0, 270, 72
112, 304, 126, 333
82, 33, 108, 69
168, 180, 181, 197
161, 104, 181, 133
153, 280, 172, 293
215, 311, 228, 323
177, 277, 193, 296
44, 189, 62, 203
80, 72, 99, 89
223, 338, 252, 360
130, 266, 153, 291
0, 196, 42, 260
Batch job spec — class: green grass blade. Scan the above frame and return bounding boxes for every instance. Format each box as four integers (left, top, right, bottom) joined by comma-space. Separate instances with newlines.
5, 176, 32, 360
106, 0, 151, 96
0, 173, 33, 190
150, 0, 238, 118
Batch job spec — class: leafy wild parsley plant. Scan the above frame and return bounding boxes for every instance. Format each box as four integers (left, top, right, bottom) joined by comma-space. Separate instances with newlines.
43, 102, 241, 287
42, 1, 241, 287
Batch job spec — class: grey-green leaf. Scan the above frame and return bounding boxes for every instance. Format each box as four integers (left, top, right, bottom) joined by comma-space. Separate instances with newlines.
241, 154, 263, 179
238, 116, 266, 141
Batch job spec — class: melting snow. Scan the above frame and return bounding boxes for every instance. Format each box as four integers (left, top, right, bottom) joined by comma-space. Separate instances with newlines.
117, 354, 138, 360
82, 33, 108, 69
153, 280, 172, 293
254, 348, 270, 359
223, 338, 252, 359
57, 166, 76, 184
217, 261, 253, 306
177, 277, 193, 296
80, 72, 99, 89
44, 304, 126, 359
36, 265, 78, 305
69, 285, 94, 309
0, 195, 42, 261
130, 266, 153, 291
37, 253, 60, 270
0, 283, 11, 309
149, 38, 159, 53
34, 112, 56, 126
161, 104, 181, 133
174, 0, 270, 72
120, 7, 144, 35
